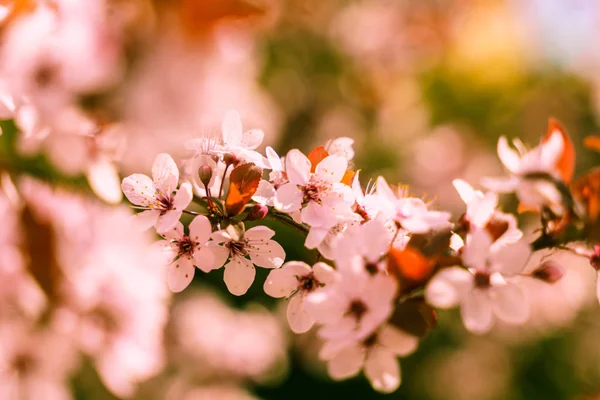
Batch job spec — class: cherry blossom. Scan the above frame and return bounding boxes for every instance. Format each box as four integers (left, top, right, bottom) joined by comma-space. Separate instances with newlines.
264, 261, 337, 333
253, 146, 287, 206
122, 153, 193, 233
481, 132, 566, 215
274, 149, 354, 229
0, 321, 78, 400
331, 219, 391, 270
369, 176, 451, 234
319, 324, 418, 393
218, 110, 268, 168
156, 216, 215, 293
210, 225, 286, 296
305, 259, 398, 345
425, 229, 532, 334
325, 136, 355, 161
452, 179, 522, 250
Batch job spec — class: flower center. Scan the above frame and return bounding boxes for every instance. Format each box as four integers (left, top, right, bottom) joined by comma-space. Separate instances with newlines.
474, 270, 491, 288
11, 352, 36, 375
297, 273, 320, 292
227, 240, 247, 257
156, 190, 174, 212
178, 237, 196, 256
346, 299, 368, 322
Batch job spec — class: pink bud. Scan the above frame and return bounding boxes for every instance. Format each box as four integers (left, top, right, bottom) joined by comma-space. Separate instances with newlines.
245, 204, 268, 221
532, 262, 564, 283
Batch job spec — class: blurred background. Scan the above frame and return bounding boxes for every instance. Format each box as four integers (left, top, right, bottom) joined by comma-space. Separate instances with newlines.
2, 0, 600, 399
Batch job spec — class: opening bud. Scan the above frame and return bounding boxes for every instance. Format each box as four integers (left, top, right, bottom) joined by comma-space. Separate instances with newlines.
245, 203, 269, 221
223, 153, 240, 167
198, 165, 213, 187
532, 261, 564, 283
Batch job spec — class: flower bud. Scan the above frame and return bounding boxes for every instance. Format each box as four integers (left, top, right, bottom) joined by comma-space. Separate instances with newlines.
245, 204, 268, 221
198, 165, 213, 188
532, 262, 564, 283
223, 153, 240, 167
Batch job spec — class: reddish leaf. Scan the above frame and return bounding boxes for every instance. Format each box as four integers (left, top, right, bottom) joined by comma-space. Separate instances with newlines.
584, 135, 600, 153
225, 162, 262, 217
387, 247, 434, 294
543, 118, 575, 183
21, 206, 63, 303
572, 167, 600, 241
389, 298, 437, 338
307, 146, 329, 173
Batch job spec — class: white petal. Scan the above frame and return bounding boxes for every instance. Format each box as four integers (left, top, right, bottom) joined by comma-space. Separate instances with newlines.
247, 239, 286, 269
364, 348, 401, 393
287, 295, 315, 333
462, 229, 493, 270
274, 183, 303, 212
168, 259, 195, 293
189, 215, 212, 243
305, 227, 329, 249
378, 325, 418, 356
375, 176, 397, 203
263, 262, 310, 298
131, 209, 160, 230
252, 180, 275, 205
327, 344, 365, 380
315, 155, 347, 184
173, 182, 193, 211
156, 210, 183, 233
222, 110, 243, 146
194, 246, 215, 273
242, 129, 264, 150
87, 159, 122, 204
162, 221, 184, 240
245, 225, 276, 241
468, 192, 498, 227
301, 201, 338, 228
461, 290, 494, 334
285, 149, 311, 185
314, 262, 337, 285
497, 136, 521, 173
152, 153, 179, 195
491, 239, 531, 276
540, 131, 564, 171
425, 267, 473, 309
480, 176, 520, 193
266, 146, 282, 171
207, 242, 230, 269
452, 179, 476, 204
121, 174, 155, 207
223, 257, 256, 296
490, 282, 529, 324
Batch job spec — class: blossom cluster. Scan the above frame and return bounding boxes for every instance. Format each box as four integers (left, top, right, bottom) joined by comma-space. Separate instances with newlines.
120, 111, 598, 393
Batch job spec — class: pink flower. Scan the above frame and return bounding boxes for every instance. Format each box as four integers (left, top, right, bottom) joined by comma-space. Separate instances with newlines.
155, 216, 215, 293
122, 153, 193, 233
264, 261, 337, 333
210, 226, 286, 296
274, 149, 354, 228
482, 132, 566, 215
0, 321, 78, 400
305, 260, 397, 345
425, 229, 532, 334
218, 110, 267, 167
319, 324, 418, 393
369, 176, 451, 234
452, 179, 522, 250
